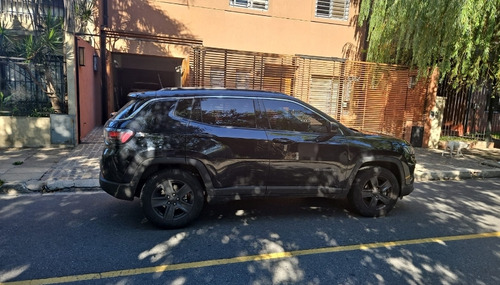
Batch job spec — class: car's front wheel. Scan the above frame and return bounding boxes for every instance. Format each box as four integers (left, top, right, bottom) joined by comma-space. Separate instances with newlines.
140, 169, 205, 229
348, 167, 400, 217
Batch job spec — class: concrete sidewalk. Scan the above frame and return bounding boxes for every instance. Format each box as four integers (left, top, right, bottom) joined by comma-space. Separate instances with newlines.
1, 126, 500, 195
0, 127, 103, 194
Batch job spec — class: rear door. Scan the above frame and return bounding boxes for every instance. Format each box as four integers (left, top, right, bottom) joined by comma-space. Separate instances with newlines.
261, 98, 349, 196
179, 97, 270, 198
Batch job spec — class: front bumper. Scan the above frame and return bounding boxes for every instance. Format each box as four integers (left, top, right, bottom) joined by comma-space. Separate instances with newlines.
401, 183, 414, 196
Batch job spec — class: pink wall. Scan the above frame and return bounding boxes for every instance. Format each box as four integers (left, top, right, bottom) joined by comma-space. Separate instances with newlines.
77, 38, 102, 141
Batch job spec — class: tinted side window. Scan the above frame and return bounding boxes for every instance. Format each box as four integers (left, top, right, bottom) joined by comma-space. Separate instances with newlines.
132, 100, 176, 132
175, 99, 193, 119
192, 98, 257, 128
114, 99, 147, 119
263, 99, 329, 133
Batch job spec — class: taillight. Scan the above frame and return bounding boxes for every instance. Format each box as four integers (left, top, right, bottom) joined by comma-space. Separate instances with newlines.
105, 129, 135, 144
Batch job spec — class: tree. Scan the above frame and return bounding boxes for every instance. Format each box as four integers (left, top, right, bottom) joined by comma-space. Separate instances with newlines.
20, 10, 64, 113
0, 2, 65, 114
0, 0, 96, 115
359, 0, 500, 138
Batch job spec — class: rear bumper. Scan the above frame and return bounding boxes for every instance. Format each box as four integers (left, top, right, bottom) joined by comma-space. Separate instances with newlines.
99, 174, 135, 200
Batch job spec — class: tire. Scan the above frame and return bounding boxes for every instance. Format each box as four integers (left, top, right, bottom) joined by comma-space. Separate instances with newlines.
348, 167, 400, 217
140, 169, 205, 229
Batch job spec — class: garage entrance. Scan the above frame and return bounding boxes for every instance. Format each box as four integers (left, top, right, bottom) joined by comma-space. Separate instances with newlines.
111, 53, 183, 110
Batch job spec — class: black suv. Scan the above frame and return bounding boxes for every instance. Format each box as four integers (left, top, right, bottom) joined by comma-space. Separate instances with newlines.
100, 88, 416, 228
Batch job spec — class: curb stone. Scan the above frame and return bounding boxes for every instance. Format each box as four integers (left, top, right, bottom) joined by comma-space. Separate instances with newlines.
415, 169, 500, 182
0, 182, 32, 195
3, 170, 500, 194
481, 160, 500, 168
0, 180, 100, 195
43, 179, 100, 191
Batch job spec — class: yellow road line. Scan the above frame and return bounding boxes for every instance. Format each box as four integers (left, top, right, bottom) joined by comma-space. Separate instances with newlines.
3, 231, 500, 285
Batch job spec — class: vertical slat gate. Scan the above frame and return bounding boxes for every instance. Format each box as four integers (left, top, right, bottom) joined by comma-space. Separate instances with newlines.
189, 47, 429, 139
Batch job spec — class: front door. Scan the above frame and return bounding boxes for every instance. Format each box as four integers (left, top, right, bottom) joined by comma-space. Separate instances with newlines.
261, 99, 349, 196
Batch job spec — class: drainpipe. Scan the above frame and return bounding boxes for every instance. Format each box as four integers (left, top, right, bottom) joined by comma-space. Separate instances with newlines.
100, 0, 109, 122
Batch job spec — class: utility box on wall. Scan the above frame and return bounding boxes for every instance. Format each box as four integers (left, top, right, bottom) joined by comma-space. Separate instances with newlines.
410, 126, 424, 147
50, 114, 75, 145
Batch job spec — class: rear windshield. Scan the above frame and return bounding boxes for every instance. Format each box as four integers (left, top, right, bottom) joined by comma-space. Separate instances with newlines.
113, 99, 147, 120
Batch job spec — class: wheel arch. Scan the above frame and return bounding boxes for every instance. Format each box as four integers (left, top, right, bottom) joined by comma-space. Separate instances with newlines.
131, 158, 214, 198
347, 157, 405, 197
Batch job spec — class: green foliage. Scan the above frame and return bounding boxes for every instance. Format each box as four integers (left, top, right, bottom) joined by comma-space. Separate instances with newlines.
75, 0, 95, 22
0, 7, 63, 62
1, 7, 65, 113
30, 106, 55, 117
18, 10, 63, 64
0, 22, 14, 56
359, 0, 500, 91
0, 91, 13, 111
73, 0, 97, 33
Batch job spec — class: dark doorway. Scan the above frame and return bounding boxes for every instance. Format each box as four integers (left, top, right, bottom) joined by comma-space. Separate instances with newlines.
112, 53, 183, 110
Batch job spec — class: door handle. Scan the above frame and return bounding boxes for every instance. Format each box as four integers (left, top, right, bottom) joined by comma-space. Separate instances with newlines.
272, 138, 295, 144
194, 133, 217, 139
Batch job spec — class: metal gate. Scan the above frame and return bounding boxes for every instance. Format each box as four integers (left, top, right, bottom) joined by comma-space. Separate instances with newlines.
0, 57, 66, 116
439, 81, 500, 139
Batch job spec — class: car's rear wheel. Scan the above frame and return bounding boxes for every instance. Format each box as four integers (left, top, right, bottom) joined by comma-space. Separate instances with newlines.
140, 169, 204, 229
348, 167, 400, 217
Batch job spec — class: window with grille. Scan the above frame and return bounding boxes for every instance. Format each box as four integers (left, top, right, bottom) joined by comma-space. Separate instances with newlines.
315, 0, 350, 20
230, 0, 269, 10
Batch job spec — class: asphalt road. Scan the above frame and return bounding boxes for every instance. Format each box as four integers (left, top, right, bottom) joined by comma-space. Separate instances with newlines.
1, 179, 500, 285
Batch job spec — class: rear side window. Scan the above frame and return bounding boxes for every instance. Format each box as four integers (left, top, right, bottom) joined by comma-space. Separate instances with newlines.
113, 99, 147, 119
130, 100, 177, 132
191, 98, 257, 128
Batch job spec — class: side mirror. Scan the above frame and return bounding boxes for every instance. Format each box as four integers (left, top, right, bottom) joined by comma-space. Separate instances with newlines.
315, 122, 340, 142
328, 122, 339, 134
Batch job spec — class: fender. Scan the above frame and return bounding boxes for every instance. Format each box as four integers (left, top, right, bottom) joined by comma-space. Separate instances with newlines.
345, 154, 408, 196
128, 156, 215, 197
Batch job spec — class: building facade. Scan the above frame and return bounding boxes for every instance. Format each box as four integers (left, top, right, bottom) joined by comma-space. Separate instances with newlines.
1, 1, 438, 147
91, 0, 433, 143
96, 0, 365, 116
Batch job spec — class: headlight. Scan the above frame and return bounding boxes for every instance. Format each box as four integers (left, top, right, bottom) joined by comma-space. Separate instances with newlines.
403, 144, 416, 163
403, 144, 415, 155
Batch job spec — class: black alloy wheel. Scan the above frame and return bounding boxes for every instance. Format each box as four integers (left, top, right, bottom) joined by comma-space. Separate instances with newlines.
348, 167, 400, 217
141, 169, 204, 229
